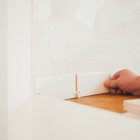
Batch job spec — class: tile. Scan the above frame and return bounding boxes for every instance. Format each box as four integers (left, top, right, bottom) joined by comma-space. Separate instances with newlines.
124, 99, 140, 116
123, 112, 140, 120
77, 72, 110, 97
36, 74, 76, 99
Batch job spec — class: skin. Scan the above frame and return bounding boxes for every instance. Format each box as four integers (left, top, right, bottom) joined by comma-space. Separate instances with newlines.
104, 69, 140, 96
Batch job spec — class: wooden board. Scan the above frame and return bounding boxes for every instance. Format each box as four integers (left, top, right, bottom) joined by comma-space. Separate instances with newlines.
67, 93, 140, 113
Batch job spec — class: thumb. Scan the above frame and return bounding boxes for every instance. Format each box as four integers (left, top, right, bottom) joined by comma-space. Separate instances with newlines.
104, 80, 118, 88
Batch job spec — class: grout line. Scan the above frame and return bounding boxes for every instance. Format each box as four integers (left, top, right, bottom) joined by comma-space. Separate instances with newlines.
75, 74, 77, 92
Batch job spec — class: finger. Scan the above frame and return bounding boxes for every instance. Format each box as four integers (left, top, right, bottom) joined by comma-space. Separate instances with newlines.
118, 89, 123, 94
112, 88, 117, 94
116, 89, 119, 95
123, 91, 127, 95
132, 91, 140, 96
104, 80, 118, 88
111, 71, 120, 80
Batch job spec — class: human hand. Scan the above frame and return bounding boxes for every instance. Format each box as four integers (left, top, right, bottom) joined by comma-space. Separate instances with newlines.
104, 69, 140, 96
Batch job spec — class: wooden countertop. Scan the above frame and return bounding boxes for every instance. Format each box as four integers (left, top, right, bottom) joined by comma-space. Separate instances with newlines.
67, 93, 140, 113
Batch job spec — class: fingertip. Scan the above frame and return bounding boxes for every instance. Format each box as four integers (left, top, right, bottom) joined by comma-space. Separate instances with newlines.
104, 80, 110, 87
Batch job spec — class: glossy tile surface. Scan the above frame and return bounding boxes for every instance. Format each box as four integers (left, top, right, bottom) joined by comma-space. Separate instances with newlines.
77, 72, 110, 97
36, 74, 76, 99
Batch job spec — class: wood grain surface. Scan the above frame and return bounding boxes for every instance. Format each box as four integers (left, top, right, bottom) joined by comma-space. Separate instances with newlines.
67, 93, 140, 113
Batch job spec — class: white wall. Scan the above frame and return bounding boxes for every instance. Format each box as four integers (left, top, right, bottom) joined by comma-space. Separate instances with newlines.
7, 0, 33, 140
35, 0, 140, 77
0, 0, 8, 139
33, 1, 140, 140
0, 0, 33, 139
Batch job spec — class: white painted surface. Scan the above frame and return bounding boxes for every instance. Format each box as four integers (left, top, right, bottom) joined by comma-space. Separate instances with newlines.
36, 74, 76, 99
123, 112, 140, 120
7, 0, 32, 140
36, 72, 109, 99
124, 99, 140, 108
35, 0, 140, 77
36, 0, 51, 20
96, 0, 140, 33
124, 99, 140, 116
34, 95, 140, 140
124, 106, 140, 116
77, 72, 109, 97
76, 0, 106, 29
0, 0, 7, 139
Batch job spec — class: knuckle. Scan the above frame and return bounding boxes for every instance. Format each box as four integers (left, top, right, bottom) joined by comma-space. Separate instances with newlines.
122, 69, 129, 72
